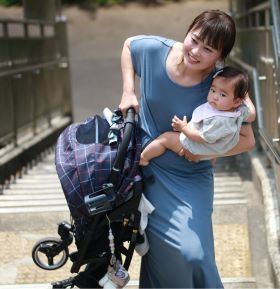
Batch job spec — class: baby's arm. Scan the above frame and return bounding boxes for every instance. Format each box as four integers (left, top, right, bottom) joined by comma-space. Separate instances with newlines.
172, 115, 206, 144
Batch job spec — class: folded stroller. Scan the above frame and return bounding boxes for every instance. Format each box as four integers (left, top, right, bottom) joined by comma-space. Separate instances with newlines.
32, 108, 143, 288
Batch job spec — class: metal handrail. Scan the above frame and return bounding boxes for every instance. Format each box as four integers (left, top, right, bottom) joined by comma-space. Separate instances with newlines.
229, 55, 264, 129
259, 128, 280, 164
229, 55, 280, 164
234, 2, 270, 18
233, 1, 280, 63
0, 18, 54, 26
0, 6, 72, 187
230, 0, 280, 165
270, 0, 280, 62
0, 58, 68, 78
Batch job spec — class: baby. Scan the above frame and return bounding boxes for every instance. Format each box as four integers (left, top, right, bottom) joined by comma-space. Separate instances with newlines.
140, 66, 255, 165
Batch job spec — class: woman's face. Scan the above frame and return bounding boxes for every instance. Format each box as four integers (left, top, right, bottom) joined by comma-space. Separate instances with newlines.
183, 29, 222, 72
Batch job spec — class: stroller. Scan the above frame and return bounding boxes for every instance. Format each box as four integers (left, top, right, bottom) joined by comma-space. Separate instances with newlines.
32, 108, 144, 288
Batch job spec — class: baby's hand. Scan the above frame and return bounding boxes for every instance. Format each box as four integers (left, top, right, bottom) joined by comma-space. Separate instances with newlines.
171, 115, 188, 131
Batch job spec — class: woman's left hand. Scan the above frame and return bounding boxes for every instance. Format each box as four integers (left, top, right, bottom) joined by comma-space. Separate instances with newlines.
183, 149, 202, 162
183, 151, 217, 162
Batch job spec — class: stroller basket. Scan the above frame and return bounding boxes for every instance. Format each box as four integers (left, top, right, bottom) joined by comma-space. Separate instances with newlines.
32, 108, 144, 288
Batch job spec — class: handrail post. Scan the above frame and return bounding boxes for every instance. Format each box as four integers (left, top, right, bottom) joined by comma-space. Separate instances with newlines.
270, 0, 280, 60
55, 15, 72, 118
0, 1, 73, 186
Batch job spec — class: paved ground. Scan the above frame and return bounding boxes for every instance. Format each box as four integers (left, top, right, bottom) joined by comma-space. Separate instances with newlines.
0, 152, 274, 288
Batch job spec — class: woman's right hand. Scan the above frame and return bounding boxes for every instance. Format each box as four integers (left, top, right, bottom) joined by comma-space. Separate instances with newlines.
119, 91, 139, 117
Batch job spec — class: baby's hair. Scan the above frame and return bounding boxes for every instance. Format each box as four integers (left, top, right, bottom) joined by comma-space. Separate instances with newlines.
213, 66, 249, 99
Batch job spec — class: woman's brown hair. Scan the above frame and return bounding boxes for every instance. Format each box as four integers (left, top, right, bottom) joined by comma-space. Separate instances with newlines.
187, 10, 236, 60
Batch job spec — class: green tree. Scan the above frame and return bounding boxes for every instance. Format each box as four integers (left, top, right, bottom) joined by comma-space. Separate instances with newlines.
0, 0, 21, 6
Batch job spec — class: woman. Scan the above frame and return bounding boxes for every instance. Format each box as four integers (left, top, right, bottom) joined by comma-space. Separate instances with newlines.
119, 10, 255, 288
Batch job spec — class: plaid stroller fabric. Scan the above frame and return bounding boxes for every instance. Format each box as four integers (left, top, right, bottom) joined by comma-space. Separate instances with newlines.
55, 111, 142, 227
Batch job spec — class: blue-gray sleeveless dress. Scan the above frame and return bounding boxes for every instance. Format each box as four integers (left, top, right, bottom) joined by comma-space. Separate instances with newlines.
130, 36, 223, 288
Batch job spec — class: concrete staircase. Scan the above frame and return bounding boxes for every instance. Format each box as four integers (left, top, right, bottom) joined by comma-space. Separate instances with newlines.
0, 152, 274, 288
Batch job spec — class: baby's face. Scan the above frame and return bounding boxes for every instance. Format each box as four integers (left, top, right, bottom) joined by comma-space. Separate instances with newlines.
207, 77, 240, 111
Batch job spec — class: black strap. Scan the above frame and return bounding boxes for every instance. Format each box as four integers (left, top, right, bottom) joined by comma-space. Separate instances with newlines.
71, 215, 101, 273
123, 210, 141, 270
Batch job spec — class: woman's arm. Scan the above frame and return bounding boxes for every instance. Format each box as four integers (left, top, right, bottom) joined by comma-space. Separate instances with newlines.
223, 95, 256, 155
119, 37, 139, 117
244, 94, 256, 123
225, 124, 255, 156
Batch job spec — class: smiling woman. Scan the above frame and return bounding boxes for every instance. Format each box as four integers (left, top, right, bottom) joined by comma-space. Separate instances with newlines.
186, 9, 236, 60
180, 30, 222, 73
118, 9, 256, 289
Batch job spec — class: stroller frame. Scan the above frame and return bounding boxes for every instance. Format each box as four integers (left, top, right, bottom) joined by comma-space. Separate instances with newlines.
32, 108, 143, 288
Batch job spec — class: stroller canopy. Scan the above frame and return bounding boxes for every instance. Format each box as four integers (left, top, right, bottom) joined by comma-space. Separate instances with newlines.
55, 110, 142, 224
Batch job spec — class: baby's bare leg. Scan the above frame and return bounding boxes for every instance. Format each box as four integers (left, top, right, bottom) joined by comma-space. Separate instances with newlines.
140, 131, 183, 166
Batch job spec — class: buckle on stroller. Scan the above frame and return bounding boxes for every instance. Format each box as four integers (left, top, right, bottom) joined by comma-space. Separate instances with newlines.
85, 183, 115, 215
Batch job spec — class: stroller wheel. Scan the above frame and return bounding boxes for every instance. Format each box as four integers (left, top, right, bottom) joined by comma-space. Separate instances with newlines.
32, 237, 69, 270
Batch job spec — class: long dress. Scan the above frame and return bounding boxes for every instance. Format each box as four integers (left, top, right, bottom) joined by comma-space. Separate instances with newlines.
130, 35, 223, 288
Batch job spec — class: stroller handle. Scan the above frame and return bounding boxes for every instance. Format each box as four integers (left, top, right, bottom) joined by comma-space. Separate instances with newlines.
109, 107, 136, 186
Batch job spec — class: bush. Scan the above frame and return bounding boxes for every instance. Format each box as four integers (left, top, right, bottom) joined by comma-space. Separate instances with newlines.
0, 0, 118, 8
0, 0, 174, 7
62, 0, 124, 6
0, 0, 21, 6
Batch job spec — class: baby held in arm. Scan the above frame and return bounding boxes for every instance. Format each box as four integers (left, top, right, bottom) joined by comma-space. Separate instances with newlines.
140, 66, 256, 165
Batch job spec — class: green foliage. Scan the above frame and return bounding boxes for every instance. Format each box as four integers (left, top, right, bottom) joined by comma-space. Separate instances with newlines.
0, 0, 176, 7
0, 0, 21, 6
62, 0, 124, 7
93, 0, 124, 6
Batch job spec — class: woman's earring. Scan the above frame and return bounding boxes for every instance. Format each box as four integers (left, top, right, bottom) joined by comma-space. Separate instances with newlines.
215, 60, 224, 70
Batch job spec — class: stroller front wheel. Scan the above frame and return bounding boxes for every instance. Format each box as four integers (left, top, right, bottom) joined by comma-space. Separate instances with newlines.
32, 237, 69, 270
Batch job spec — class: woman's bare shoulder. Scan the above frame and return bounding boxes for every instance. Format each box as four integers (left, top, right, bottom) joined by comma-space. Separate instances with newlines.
173, 41, 183, 50
168, 41, 183, 64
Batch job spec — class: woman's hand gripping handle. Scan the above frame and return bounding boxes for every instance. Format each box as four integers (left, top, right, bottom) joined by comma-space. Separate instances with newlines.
119, 91, 139, 118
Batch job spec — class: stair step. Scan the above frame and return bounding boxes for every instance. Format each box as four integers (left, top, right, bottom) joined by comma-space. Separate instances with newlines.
0, 205, 68, 213
2, 189, 63, 195
0, 199, 67, 207
0, 194, 64, 200
126, 278, 257, 288
0, 277, 257, 289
